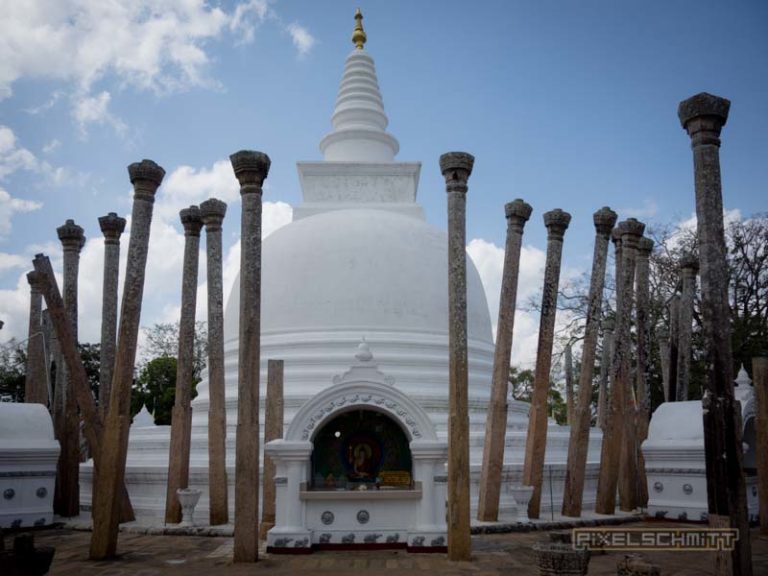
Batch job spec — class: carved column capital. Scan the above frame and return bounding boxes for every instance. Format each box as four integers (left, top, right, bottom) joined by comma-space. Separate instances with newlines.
678, 92, 730, 148
593, 207, 618, 236
57, 219, 85, 252
439, 151, 474, 194
637, 236, 654, 259
200, 198, 227, 231
230, 150, 271, 192
680, 252, 700, 275
543, 209, 571, 240
99, 212, 127, 245
504, 199, 533, 232
179, 205, 203, 237
617, 218, 645, 250
128, 159, 165, 202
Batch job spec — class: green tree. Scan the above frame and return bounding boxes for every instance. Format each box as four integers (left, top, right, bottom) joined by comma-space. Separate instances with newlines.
131, 356, 201, 425
0, 338, 26, 402
508, 365, 568, 425
139, 321, 208, 379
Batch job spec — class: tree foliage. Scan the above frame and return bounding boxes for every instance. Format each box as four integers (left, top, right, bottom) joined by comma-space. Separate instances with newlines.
130, 355, 201, 425
0, 339, 26, 402
139, 321, 208, 378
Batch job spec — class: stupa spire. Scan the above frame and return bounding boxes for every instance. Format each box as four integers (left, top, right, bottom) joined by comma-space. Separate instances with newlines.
319, 10, 399, 162
352, 8, 367, 50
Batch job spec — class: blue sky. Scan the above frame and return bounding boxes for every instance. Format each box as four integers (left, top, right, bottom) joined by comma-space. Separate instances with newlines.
1, 1, 766, 365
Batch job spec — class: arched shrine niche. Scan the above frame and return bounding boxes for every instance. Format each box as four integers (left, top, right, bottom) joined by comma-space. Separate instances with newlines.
311, 409, 413, 490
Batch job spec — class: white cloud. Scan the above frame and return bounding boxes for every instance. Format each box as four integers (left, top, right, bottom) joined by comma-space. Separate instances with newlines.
0, 1, 313, 135
72, 91, 127, 136
286, 22, 316, 57
158, 160, 240, 220
0, 126, 39, 178
42, 139, 61, 154
0, 188, 43, 238
0, 252, 28, 273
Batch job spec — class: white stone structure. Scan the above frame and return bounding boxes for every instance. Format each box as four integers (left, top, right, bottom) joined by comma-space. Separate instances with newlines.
643, 366, 760, 522
0, 404, 59, 528
80, 23, 603, 538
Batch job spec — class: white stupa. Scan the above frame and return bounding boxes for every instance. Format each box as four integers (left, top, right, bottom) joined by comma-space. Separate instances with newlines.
81, 12, 602, 535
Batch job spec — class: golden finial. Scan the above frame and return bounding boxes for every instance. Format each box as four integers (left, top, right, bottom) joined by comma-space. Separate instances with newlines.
352, 8, 366, 50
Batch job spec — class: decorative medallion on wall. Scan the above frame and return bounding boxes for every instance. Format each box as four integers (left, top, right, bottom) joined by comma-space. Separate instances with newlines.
682, 483, 693, 495
36, 487, 47, 498
653, 482, 663, 493
3, 488, 14, 500
321, 510, 335, 525
357, 509, 370, 524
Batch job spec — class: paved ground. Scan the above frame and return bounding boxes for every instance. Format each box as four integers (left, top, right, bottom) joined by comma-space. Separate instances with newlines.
17, 522, 768, 575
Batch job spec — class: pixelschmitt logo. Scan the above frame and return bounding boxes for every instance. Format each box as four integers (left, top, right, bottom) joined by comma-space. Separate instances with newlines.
572, 528, 739, 551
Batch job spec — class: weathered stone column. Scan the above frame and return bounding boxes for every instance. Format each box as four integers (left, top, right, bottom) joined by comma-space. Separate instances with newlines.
658, 325, 671, 402
231, 150, 270, 563
165, 205, 203, 524
677, 253, 699, 401
440, 151, 474, 561
90, 159, 165, 560
668, 294, 681, 402
564, 343, 574, 425
98, 212, 126, 417
597, 317, 614, 431
617, 220, 644, 512
679, 92, 752, 575
25, 271, 48, 405
562, 206, 616, 517
54, 219, 85, 517
753, 357, 768, 535
477, 198, 532, 522
200, 198, 229, 526
634, 236, 654, 508
261, 359, 284, 538
596, 218, 644, 514
43, 310, 56, 408
523, 208, 571, 519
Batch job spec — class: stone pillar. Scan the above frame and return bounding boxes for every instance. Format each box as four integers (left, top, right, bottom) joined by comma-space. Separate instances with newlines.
200, 198, 229, 526
753, 357, 768, 535
523, 208, 571, 519
25, 271, 48, 405
668, 294, 681, 402
440, 151, 474, 561
54, 219, 85, 517
98, 212, 126, 417
230, 150, 271, 563
261, 359, 284, 538
477, 198, 532, 522
90, 160, 165, 560
597, 317, 615, 431
634, 236, 654, 508
677, 253, 699, 401
596, 218, 644, 514
657, 325, 671, 403
679, 92, 752, 575
562, 206, 616, 517
165, 206, 203, 524
564, 343, 574, 425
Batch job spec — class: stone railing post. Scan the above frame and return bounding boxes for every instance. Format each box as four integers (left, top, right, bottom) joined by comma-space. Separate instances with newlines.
231, 150, 271, 563
679, 92, 751, 575
200, 197, 229, 526
98, 212, 126, 417
562, 206, 616, 517
440, 151, 474, 561
477, 198, 532, 522
523, 208, 571, 519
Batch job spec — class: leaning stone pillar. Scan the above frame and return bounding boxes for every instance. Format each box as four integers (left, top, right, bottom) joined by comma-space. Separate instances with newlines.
25, 271, 48, 405
596, 218, 644, 514
477, 198, 532, 522
165, 206, 203, 524
564, 343, 574, 425
677, 253, 699, 401
98, 213, 126, 417
562, 206, 616, 517
230, 150, 271, 563
679, 92, 752, 575
597, 317, 614, 431
440, 151, 474, 561
657, 325, 671, 402
753, 357, 768, 535
523, 208, 571, 519
90, 159, 165, 560
54, 219, 85, 517
634, 236, 654, 508
200, 198, 229, 526
261, 359, 284, 538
